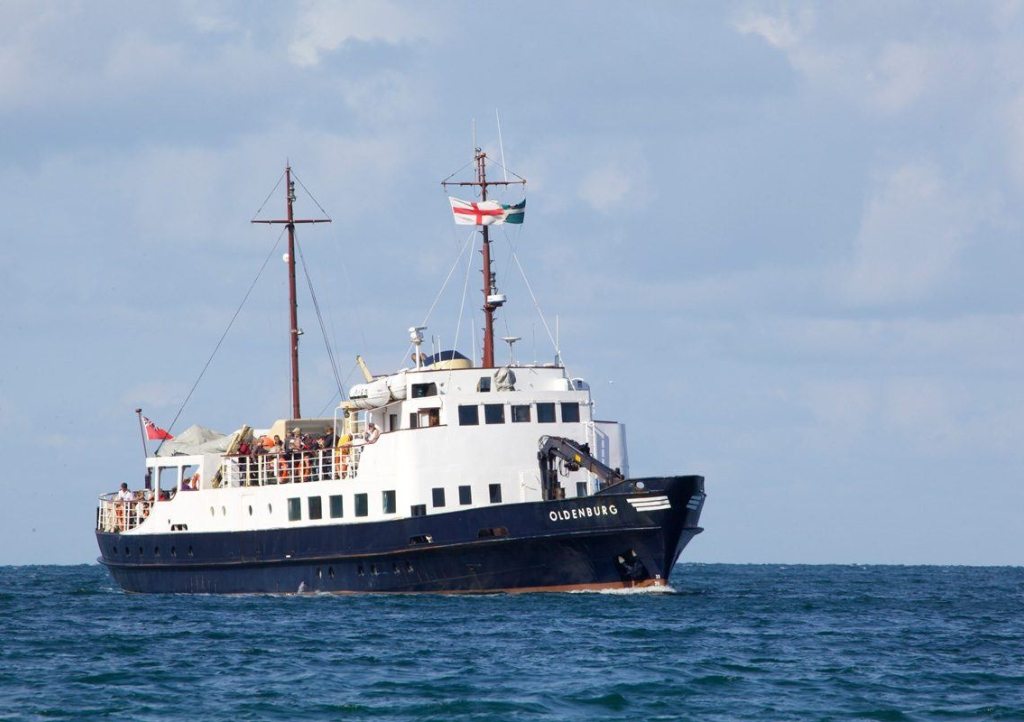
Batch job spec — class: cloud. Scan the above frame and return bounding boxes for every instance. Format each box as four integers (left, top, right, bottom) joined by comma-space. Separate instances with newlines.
288, 0, 437, 67
842, 161, 978, 306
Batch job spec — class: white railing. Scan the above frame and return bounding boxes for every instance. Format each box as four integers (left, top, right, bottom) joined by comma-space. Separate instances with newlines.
221, 447, 363, 488
97, 491, 154, 532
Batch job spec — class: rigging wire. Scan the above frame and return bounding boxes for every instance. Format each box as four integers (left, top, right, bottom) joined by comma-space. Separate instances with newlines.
396, 228, 476, 368
296, 236, 345, 401
251, 170, 286, 220
155, 225, 287, 454
502, 226, 565, 371
447, 231, 479, 390
291, 170, 333, 221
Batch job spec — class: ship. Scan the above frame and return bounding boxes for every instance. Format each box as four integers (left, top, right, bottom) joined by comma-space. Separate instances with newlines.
94, 148, 706, 593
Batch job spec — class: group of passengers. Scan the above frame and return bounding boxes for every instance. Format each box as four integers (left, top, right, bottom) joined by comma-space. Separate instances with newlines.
234, 423, 379, 485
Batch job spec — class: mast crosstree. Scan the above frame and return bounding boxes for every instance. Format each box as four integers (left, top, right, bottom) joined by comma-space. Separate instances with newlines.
252, 165, 331, 419
442, 149, 526, 368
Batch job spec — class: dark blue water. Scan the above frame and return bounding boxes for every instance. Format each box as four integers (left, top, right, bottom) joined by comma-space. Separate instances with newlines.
1, 565, 1022, 721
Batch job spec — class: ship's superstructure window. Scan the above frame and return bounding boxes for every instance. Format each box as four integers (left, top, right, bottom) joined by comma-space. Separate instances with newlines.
412, 382, 437, 398
308, 496, 323, 520
576, 481, 588, 498
355, 493, 368, 517
458, 405, 479, 425
477, 377, 491, 392
329, 495, 343, 518
511, 405, 531, 423
489, 484, 502, 504
382, 490, 397, 514
537, 403, 556, 423
459, 485, 472, 505
432, 488, 446, 508
288, 498, 301, 521
484, 404, 505, 424
561, 402, 581, 423
411, 504, 426, 517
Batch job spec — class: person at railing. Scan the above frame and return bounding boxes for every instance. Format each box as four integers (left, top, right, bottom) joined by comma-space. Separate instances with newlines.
238, 437, 252, 486
363, 422, 381, 444
335, 432, 353, 479
116, 483, 132, 529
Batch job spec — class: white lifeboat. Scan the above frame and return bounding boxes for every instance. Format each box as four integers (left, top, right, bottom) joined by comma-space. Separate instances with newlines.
348, 372, 407, 409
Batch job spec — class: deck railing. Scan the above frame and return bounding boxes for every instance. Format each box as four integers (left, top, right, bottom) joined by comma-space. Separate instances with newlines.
96, 492, 153, 533
221, 447, 362, 488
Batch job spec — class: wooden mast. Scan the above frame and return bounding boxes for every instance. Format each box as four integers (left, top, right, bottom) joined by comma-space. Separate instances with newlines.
252, 164, 331, 419
443, 148, 526, 368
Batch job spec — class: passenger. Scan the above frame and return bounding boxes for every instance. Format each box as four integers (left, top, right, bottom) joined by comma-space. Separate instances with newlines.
335, 432, 353, 478
364, 422, 381, 444
238, 438, 252, 486
116, 482, 132, 528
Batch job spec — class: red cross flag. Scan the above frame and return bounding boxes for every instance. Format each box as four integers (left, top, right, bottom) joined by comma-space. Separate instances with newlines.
449, 197, 506, 226
143, 416, 174, 440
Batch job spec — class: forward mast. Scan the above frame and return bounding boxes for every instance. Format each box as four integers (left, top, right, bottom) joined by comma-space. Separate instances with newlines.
442, 149, 525, 368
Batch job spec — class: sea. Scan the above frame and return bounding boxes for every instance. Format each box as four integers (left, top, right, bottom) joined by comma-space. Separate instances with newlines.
0, 564, 1021, 721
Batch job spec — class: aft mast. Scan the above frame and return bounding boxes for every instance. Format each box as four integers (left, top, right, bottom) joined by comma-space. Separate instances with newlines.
443, 149, 525, 368
251, 165, 331, 419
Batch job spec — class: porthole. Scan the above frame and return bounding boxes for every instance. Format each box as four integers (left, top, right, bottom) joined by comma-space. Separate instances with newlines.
111, 546, 118, 555
154, 547, 160, 556
405, 561, 414, 573
171, 546, 177, 557
221, 506, 226, 516
125, 546, 130, 556
317, 568, 323, 579
392, 563, 400, 575
268, 503, 273, 514
328, 566, 335, 579
209, 507, 215, 517
248, 505, 253, 516
357, 565, 365, 576
188, 546, 194, 558
138, 546, 144, 556
371, 564, 379, 576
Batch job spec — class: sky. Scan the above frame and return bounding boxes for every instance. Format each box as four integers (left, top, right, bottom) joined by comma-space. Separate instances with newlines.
1, 1, 1021, 565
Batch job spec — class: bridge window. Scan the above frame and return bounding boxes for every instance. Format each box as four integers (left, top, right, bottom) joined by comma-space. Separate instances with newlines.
477, 377, 491, 392
561, 402, 581, 423
308, 496, 323, 520
511, 404, 531, 423
382, 490, 397, 514
576, 481, 588, 498
537, 403, 556, 423
288, 498, 301, 521
410, 504, 426, 517
329, 495, 343, 518
355, 493, 368, 517
459, 485, 472, 505
412, 382, 438, 398
484, 404, 505, 424
432, 488, 446, 508
458, 405, 479, 425
489, 484, 502, 504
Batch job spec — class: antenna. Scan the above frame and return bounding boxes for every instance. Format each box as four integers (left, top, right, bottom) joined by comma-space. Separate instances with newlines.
502, 335, 521, 366
496, 109, 508, 182
409, 326, 426, 369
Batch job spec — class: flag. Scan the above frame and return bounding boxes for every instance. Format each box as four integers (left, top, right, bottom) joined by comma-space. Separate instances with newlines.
143, 416, 173, 440
449, 197, 505, 226
502, 199, 525, 224
449, 197, 527, 226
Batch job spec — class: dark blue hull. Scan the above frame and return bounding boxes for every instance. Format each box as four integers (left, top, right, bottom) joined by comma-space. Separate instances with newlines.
96, 476, 704, 594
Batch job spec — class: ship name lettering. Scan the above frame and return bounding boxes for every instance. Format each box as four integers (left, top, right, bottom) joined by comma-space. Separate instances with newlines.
548, 504, 619, 523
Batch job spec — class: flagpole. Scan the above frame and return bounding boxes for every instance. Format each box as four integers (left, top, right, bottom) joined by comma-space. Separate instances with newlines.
135, 408, 149, 459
